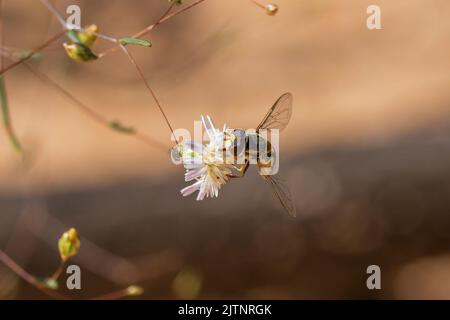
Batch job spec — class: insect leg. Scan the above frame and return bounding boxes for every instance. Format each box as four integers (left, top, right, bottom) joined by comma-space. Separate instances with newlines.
228, 160, 249, 179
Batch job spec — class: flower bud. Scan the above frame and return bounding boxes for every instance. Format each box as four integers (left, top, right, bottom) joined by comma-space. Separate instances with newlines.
126, 285, 144, 296
77, 24, 98, 47
265, 3, 279, 16
63, 42, 98, 62
58, 228, 80, 261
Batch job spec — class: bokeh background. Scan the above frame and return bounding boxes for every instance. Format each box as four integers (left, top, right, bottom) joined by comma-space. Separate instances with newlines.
1, 0, 450, 299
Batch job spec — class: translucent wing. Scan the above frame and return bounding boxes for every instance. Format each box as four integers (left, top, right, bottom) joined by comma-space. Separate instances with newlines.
257, 93, 293, 132
262, 174, 297, 217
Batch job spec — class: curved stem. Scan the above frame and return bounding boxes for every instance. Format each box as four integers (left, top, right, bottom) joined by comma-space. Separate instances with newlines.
251, 0, 266, 10
39, 0, 66, 28
0, 249, 68, 299
50, 260, 66, 281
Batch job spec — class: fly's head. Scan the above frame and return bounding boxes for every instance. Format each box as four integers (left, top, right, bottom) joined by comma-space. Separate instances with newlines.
228, 129, 246, 158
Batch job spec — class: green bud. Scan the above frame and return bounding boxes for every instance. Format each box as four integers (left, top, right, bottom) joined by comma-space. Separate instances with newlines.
63, 42, 98, 62
77, 24, 99, 47
58, 228, 80, 262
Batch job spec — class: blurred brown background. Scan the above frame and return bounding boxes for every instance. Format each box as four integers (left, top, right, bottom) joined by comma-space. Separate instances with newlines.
1, 0, 450, 299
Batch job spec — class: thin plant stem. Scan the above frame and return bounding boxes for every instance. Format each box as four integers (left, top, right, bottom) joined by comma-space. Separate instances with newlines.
17, 58, 167, 153
50, 260, 66, 281
0, 0, 21, 153
0, 249, 68, 300
119, 44, 178, 145
132, 2, 175, 38
98, 0, 207, 58
135, 0, 208, 38
0, 30, 65, 76
251, 0, 266, 10
23, 64, 108, 124
0, 250, 39, 288
39, 0, 66, 28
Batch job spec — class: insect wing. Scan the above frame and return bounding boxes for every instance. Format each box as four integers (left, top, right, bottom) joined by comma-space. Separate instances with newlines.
257, 92, 293, 132
262, 174, 297, 217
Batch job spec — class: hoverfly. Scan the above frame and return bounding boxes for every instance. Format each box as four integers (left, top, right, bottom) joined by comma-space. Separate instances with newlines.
225, 92, 296, 217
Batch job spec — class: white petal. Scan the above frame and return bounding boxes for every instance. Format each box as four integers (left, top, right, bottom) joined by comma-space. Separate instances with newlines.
207, 116, 217, 138
196, 180, 207, 201
180, 180, 202, 197
185, 167, 206, 181
201, 115, 213, 141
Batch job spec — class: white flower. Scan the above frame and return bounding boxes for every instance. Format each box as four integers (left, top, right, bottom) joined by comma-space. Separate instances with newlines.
179, 115, 233, 201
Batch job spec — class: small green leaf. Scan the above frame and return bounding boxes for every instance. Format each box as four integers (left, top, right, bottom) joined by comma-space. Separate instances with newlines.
109, 121, 136, 134
118, 37, 152, 48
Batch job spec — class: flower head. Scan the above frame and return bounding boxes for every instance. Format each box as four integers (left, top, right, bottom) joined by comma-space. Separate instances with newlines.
178, 115, 234, 201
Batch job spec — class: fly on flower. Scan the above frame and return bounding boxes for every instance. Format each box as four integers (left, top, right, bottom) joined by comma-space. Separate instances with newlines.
173, 93, 296, 217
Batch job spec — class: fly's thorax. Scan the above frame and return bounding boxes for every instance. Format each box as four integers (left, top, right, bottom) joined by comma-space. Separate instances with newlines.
224, 130, 277, 168
246, 133, 272, 155
243, 133, 273, 169
230, 129, 246, 150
